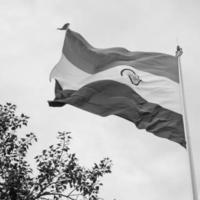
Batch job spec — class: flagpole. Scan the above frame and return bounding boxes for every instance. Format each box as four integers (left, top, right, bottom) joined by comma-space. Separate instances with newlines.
176, 46, 199, 200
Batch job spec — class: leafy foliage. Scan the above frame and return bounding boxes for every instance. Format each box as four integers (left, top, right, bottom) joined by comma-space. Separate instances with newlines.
0, 103, 112, 200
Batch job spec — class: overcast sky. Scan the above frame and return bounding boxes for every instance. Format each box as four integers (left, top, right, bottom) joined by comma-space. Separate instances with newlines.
1, 0, 200, 199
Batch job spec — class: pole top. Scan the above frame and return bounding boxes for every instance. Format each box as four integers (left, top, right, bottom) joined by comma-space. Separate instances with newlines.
176, 45, 183, 57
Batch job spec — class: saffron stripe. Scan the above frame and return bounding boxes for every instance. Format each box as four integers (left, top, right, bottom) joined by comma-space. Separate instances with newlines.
62, 29, 179, 83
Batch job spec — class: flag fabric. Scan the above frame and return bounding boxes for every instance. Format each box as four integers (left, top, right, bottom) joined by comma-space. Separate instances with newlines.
49, 29, 186, 148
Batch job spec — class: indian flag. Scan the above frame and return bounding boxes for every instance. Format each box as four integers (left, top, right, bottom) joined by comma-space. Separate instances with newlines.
49, 28, 186, 148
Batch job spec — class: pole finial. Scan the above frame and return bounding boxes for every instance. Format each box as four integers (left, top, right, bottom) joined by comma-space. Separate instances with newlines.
176, 45, 183, 57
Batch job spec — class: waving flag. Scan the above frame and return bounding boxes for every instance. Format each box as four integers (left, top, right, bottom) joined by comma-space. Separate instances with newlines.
49, 28, 186, 148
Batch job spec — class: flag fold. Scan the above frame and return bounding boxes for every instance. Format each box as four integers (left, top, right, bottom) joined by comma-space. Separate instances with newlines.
49, 28, 186, 148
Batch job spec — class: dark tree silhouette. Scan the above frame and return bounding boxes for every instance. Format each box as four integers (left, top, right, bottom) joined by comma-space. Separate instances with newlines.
0, 103, 112, 200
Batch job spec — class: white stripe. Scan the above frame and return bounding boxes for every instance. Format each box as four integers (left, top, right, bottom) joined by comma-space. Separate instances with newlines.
50, 55, 182, 114
50, 55, 90, 89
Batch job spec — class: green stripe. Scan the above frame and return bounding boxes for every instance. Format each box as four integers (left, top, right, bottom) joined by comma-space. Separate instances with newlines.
49, 80, 185, 148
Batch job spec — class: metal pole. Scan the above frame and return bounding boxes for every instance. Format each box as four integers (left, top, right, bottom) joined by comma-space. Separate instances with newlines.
176, 46, 199, 200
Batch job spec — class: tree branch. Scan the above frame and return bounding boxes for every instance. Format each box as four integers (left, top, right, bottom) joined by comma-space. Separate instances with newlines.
41, 192, 76, 200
